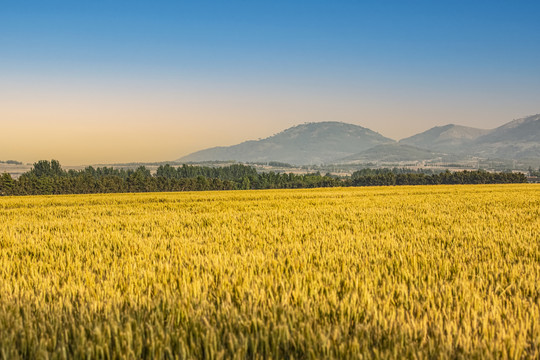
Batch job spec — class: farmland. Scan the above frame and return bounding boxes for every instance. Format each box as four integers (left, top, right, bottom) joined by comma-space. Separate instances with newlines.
0, 185, 539, 359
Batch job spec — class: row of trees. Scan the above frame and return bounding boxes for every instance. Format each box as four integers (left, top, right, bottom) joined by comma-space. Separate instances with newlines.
0, 160, 23, 165
350, 171, 526, 186
0, 160, 528, 196
24, 160, 259, 181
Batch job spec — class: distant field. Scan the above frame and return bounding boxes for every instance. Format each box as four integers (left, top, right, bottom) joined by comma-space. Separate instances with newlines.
0, 185, 539, 358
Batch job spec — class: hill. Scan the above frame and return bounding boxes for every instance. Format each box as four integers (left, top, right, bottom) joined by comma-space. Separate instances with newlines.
177, 114, 540, 165
178, 122, 395, 165
399, 114, 540, 159
470, 114, 540, 159
399, 124, 490, 153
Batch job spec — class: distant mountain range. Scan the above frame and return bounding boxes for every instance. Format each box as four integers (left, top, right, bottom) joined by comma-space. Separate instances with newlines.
178, 114, 540, 165
178, 122, 394, 164
400, 114, 540, 160
399, 124, 490, 153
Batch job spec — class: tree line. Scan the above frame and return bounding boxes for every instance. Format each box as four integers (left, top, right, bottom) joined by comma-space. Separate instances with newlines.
0, 160, 23, 165
0, 160, 527, 196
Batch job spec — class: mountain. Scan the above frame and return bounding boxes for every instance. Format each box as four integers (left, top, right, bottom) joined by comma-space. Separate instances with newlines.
338, 144, 442, 163
177, 114, 540, 165
399, 114, 540, 159
470, 114, 540, 159
178, 122, 395, 165
399, 124, 490, 153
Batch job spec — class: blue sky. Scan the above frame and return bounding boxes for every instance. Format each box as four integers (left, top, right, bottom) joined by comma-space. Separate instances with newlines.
2, 1, 540, 164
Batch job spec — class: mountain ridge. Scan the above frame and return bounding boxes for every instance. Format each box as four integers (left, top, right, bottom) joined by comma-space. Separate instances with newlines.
178, 115, 540, 164
469, 114, 540, 159
399, 124, 490, 153
178, 121, 395, 165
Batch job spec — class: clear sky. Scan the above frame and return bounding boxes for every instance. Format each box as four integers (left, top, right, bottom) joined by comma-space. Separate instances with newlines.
2, 0, 540, 165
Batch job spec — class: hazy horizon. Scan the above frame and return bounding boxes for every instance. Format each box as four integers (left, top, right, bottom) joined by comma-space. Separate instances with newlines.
2, 1, 540, 166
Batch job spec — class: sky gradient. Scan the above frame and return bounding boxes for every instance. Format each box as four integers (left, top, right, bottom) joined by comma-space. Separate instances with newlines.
2, 0, 540, 165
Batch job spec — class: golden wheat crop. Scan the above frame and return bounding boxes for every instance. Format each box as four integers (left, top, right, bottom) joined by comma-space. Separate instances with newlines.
0, 184, 539, 359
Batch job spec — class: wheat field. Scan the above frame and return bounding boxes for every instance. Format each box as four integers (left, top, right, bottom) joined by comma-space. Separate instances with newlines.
0, 185, 539, 359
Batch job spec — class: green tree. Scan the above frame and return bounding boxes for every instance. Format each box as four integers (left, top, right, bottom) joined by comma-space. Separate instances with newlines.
29, 159, 65, 178
0, 173, 14, 195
